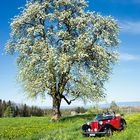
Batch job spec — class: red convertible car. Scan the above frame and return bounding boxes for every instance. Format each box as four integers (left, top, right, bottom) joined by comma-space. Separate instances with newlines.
82, 112, 127, 137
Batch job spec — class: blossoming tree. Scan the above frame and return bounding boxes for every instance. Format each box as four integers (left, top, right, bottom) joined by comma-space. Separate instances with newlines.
6, 0, 119, 121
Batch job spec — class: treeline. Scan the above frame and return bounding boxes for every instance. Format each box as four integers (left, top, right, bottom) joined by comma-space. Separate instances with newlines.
0, 99, 88, 118
0, 99, 45, 117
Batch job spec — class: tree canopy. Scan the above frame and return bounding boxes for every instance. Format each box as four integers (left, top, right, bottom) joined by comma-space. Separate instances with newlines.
6, 0, 119, 120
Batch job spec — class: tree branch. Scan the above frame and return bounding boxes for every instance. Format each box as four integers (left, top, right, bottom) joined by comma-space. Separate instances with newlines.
22, 21, 35, 27
61, 92, 80, 105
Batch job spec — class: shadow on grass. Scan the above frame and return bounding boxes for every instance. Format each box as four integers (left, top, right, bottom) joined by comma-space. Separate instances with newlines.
60, 113, 96, 122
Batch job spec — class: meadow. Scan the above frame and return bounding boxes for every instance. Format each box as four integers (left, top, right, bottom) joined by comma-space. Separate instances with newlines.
0, 113, 140, 140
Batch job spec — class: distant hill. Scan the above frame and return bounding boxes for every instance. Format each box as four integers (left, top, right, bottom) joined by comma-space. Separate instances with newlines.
100, 101, 140, 108
117, 101, 140, 107
24, 101, 140, 109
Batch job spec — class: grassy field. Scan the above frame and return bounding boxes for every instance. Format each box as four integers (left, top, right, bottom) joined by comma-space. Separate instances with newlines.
0, 113, 140, 140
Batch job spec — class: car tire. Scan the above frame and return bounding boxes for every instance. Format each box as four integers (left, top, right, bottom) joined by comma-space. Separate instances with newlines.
82, 124, 91, 131
120, 119, 127, 130
105, 128, 113, 137
82, 124, 91, 137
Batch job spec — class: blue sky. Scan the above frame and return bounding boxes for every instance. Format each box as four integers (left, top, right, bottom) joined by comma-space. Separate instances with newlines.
0, 0, 140, 107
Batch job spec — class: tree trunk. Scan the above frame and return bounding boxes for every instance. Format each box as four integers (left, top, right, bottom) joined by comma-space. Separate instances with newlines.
52, 96, 61, 121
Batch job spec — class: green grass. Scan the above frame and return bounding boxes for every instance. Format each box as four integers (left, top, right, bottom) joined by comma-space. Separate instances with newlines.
0, 113, 140, 140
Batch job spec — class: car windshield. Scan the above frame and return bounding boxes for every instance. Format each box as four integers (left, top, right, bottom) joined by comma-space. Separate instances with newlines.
95, 113, 115, 121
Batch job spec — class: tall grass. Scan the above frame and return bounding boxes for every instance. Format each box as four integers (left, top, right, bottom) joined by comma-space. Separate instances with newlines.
0, 113, 140, 140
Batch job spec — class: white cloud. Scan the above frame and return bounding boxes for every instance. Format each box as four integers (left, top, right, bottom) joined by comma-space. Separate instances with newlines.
119, 21, 140, 34
120, 53, 140, 61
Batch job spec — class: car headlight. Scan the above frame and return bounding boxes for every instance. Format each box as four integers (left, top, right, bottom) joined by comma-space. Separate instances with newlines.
94, 128, 97, 132
88, 128, 91, 132
99, 121, 103, 125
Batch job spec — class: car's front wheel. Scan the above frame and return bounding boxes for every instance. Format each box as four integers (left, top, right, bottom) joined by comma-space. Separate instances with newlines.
82, 124, 91, 137
105, 128, 113, 137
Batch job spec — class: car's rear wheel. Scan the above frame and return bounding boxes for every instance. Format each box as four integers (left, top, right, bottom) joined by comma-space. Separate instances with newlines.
105, 128, 113, 137
120, 119, 127, 130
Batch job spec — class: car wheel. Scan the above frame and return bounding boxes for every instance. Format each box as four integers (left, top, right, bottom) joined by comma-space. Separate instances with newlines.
105, 128, 113, 137
82, 124, 91, 137
120, 119, 127, 130
82, 124, 91, 131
